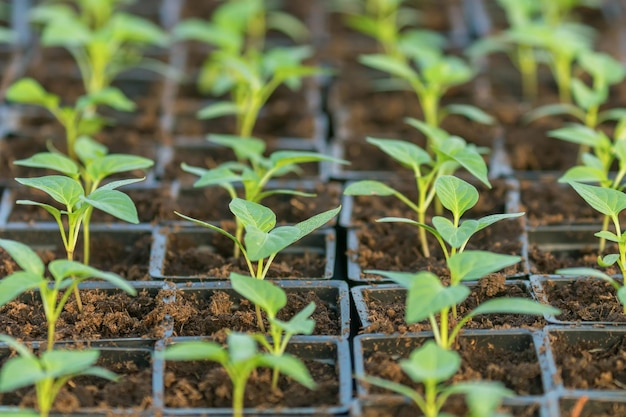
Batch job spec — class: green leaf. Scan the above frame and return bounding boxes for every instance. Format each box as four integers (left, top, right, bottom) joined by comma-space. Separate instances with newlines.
244, 225, 300, 261
40, 349, 99, 379
598, 254, 619, 267
444, 104, 495, 125
359, 54, 417, 81
164, 340, 227, 363
359, 375, 421, 402
97, 178, 145, 191
6, 78, 59, 109
48, 260, 136, 295
0, 355, 44, 392
438, 137, 490, 187
366, 137, 430, 169
595, 231, 621, 243
229, 332, 259, 363
447, 382, 513, 416
41, 17, 91, 46
109, 12, 168, 45
599, 108, 626, 124
344, 181, 397, 196
15, 176, 84, 208
78, 87, 135, 112
188, 165, 242, 188
230, 273, 287, 317
617, 287, 626, 308
404, 273, 471, 323
447, 251, 521, 284
548, 125, 608, 148
401, 341, 461, 382
572, 78, 606, 110
271, 302, 316, 335
468, 297, 560, 318
14, 152, 79, 176
269, 151, 348, 169
475, 212, 524, 232
82, 189, 139, 224
86, 154, 153, 182
432, 217, 478, 248
559, 166, 607, 184
555, 267, 616, 284
0, 238, 44, 276
435, 176, 478, 219
230, 198, 276, 232
524, 103, 585, 124
173, 19, 239, 49
0, 272, 44, 308
260, 353, 316, 389
292, 206, 341, 239
197, 101, 240, 119
568, 181, 626, 217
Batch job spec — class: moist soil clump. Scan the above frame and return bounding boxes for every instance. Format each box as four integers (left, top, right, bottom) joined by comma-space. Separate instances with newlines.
169, 289, 340, 336
363, 275, 544, 334
540, 278, 626, 323
164, 358, 339, 409
0, 288, 174, 341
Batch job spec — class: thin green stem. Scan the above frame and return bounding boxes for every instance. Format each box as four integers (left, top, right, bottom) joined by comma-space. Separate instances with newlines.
518, 45, 538, 101
232, 378, 246, 417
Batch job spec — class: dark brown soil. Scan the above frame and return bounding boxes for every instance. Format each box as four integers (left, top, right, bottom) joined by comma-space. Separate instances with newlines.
168, 288, 340, 336
0, 348, 153, 413
362, 275, 544, 334
539, 278, 626, 323
363, 336, 543, 396
352, 217, 525, 280
164, 358, 339, 409
162, 225, 327, 279
550, 331, 626, 390
528, 243, 621, 276
0, 288, 173, 342
560, 398, 626, 417
521, 179, 605, 227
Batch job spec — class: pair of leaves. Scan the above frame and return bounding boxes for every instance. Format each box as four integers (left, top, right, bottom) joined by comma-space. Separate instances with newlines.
163, 332, 316, 389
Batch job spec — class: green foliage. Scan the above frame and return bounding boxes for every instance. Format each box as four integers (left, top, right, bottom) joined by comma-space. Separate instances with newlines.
6, 78, 134, 161
231, 273, 315, 387
175, 198, 340, 279
0, 335, 116, 417
558, 181, 626, 313
30, 0, 168, 95
164, 332, 315, 417
369, 255, 559, 349
361, 340, 514, 417
344, 124, 491, 257
0, 239, 136, 349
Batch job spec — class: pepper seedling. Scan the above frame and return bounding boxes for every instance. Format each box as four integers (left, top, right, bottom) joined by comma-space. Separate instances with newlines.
344, 119, 490, 257
0, 335, 117, 417
181, 134, 347, 256
368, 251, 559, 349
6, 78, 135, 161
163, 332, 315, 417
0, 238, 136, 349
556, 181, 626, 313
360, 50, 493, 128
14, 135, 153, 266
361, 340, 514, 417
30, 0, 168, 96
378, 175, 524, 260
230, 272, 315, 387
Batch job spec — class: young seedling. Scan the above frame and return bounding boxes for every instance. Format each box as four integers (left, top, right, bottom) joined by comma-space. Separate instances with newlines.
14, 135, 154, 265
6, 78, 135, 161
181, 134, 347, 256
556, 181, 626, 313
163, 332, 315, 417
197, 45, 322, 138
467, 0, 542, 101
175, 198, 340, 281
361, 340, 514, 417
230, 272, 315, 387
360, 50, 493, 128
30, 0, 168, 95
344, 119, 490, 257
0, 238, 136, 349
368, 251, 559, 349
13, 173, 142, 311
0, 335, 117, 417
378, 175, 524, 260
525, 51, 626, 132
556, 120, 626, 251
